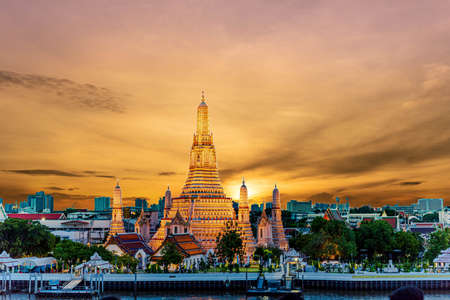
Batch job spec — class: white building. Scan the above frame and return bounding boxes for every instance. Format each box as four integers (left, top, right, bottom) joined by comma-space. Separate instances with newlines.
438, 209, 450, 227
0, 203, 7, 222
417, 198, 443, 212
433, 248, 450, 270
40, 219, 111, 244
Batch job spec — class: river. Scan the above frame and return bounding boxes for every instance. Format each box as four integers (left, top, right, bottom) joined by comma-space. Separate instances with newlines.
5, 290, 450, 299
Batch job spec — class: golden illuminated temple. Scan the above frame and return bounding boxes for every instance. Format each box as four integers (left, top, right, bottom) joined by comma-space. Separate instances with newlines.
149, 94, 256, 253
109, 180, 125, 237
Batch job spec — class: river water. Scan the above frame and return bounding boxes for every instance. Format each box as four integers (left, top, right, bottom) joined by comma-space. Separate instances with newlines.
5, 290, 450, 299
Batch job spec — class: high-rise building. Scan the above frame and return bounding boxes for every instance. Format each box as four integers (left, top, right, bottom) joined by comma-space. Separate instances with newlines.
149, 94, 239, 251
27, 191, 53, 212
95, 197, 111, 211
135, 198, 148, 210
45, 194, 54, 212
314, 203, 329, 211
417, 198, 443, 212
19, 201, 29, 209
108, 180, 125, 237
287, 200, 312, 214
158, 195, 166, 219
4, 203, 15, 213
250, 204, 262, 213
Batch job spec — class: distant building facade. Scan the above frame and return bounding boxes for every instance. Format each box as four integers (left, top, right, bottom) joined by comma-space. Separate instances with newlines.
287, 200, 312, 214
135, 198, 148, 210
94, 197, 111, 211
26, 191, 54, 213
417, 198, 443, 212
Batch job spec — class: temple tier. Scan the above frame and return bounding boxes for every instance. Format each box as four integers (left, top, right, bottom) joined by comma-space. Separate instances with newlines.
150, 95, 239, 252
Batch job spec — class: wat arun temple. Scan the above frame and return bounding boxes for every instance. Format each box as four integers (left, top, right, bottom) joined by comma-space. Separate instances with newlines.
144, 94, 288, 255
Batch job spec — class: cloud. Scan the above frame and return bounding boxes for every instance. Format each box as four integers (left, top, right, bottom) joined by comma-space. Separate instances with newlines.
0, 70, 125, 113
3, 169, 83, 177
3, 169, 119, 180
158, 171, 177, 176
94, 175, 115, 179
45, 186, 65, 191
308, 192, 334, 203
83, 171, 97, 174
398, 181, 423, 186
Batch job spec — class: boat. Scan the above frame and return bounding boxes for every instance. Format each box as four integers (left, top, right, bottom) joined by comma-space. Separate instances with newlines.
35, 280, 98, 298
246, 274, 304, 299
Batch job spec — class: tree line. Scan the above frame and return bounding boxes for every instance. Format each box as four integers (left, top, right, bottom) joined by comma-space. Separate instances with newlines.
289, 217, 449, 264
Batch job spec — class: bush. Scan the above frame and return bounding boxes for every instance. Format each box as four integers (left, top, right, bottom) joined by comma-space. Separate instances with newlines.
233, 263, 240, 273
148, 264, 160, 273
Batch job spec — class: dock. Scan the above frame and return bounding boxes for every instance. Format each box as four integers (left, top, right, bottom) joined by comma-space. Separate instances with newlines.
0, 271, 449, 294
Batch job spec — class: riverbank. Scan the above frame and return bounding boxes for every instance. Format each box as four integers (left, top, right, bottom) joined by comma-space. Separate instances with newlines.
3, 271, 450, 293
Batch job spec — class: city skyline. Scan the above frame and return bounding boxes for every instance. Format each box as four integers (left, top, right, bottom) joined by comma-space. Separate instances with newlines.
1, 1, 450, 209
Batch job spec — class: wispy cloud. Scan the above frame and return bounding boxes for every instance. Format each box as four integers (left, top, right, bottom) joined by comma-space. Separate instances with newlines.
0, 70, 125, 113
398, 181, 423, 186
3, 169, 82, 177
158, 171, 177, 176
45, 186, 65, 191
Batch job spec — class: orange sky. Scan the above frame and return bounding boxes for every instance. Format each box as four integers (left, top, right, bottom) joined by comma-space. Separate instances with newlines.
1, 1, 450, 210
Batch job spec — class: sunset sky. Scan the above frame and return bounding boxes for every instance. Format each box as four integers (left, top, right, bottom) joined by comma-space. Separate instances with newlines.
1, 1, 450, 210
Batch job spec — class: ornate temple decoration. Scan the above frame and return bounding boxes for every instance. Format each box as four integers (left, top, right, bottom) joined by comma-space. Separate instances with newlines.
108, 180, 125, 237
257, 185, 289, 250
149, 94, 237, 252
237, 178, 257, 256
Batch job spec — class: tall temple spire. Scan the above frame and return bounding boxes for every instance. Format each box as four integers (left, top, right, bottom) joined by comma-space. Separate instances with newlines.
196, 91, 209, 138
149, 94, 233, 252
183, 92, 222, 196
238, 176, 256, 255
164, 185, 172, 218
108, 179, 125, 237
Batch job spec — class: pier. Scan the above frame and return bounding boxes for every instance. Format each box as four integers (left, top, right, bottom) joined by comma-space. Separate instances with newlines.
1, 271, 450, 294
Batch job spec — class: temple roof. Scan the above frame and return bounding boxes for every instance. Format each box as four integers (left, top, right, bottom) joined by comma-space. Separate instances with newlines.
105, 232, 153, 256
8, 213, 64, 220
151, 233, 205, 261
324, 208, 344, 221
168, 210, 188, 226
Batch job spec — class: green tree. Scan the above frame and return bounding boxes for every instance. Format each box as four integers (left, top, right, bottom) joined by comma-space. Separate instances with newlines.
0, 218, 56, 257
53, 240, 118, 270
356, 220, 395, 261
421, 212, 439, 222
53, 239, 91, 266
382, 207, 398, 216
250, 210, 262, 238
394, 231, 423, 262
215, 222, 244, 272
310, 217, 327, 233
290, 219, 356, 261
117, 254, 139, 273
297, 217, 308, 228
282, 210, 296, 227
159, 242, 183, 272
350, 206, 375, 214
253, 246, 282, 273
424, 229, 450, 263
